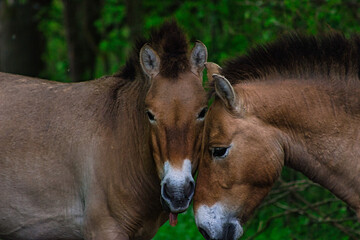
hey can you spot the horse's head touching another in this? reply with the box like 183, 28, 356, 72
136, 23, 208, 217
194, 34, 360, 240
0, 21, 207, 240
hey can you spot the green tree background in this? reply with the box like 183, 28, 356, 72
1, 0, 359, 239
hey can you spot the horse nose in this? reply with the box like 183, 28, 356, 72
198, 223, 237, 240
184, 178, 195, 198
224, 222, 237, 240
163, 182, 173, 200
161, 178, 195, 212
163, 178, 194, 200
198, 227, 212, 240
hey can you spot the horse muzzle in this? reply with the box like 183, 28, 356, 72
160, 175, 195, 213
160, 160, 195, 213
198, 222, 241, 240
195, 203, 243, 240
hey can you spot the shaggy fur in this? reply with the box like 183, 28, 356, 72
118, 20, 190, 80
208, 33, 360, 116
222, 33, 360, 83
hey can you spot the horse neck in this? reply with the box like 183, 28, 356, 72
111, 76, 159, 185
240, 79, 360, 213
96, 76, 162, 223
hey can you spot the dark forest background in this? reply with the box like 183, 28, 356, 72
0, 0, 359, 239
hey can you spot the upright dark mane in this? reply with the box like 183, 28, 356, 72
221, 33, 360, 85
118, 21, 190, 80
206, 33, 360, 116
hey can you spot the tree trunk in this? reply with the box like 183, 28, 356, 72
62, 0, 103, 82
125, 0, 143, 43
0, 0, 48, 77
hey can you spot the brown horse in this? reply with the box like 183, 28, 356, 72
194, 34, 360, 240
0, 22, 208, 240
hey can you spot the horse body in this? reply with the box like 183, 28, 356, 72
0, 74, 88, 240
0, 21, 208, 240
194, 34, 360, 240
0, 74, 163, 239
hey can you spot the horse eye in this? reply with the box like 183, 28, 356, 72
146, 111, 156, 122
211, 146, 230, 160
197, 107, 208, 120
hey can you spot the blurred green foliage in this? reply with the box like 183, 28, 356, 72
39, 0, 360, 82
38, 0, 69, 81
35, 0, 360, 239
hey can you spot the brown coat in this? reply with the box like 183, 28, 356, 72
0, 21, 208, 240
194, 33, 360, 240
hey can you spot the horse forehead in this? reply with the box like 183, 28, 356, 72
147, 72, 205, 101
207, 103, 236, 137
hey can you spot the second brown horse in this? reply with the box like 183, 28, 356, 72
194, 34, 360, 240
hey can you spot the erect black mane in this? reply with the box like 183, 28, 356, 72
117, 20, 190, 80
220, 33, 360, 85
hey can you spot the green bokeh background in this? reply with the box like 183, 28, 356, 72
2, 0, 360, 239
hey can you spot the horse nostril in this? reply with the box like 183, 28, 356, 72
198, 227, 211, 240
224, 222, 236, 240
162, 183, 173, 200
184, 180, 195, 198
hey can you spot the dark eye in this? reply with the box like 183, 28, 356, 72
211, 146, 230, 160
197, 107, 208, 120
146, 110, 156, 122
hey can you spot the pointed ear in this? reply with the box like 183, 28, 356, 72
190, 41, 208, 76
213, 74, 241, 114
139, 44, 160, 78
205, 62, 222, 82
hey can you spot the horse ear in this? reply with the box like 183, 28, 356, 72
139, 44, 160, 78
205, 62, 222, 83
213, 74, 241, 113
190, 41, 208, 77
